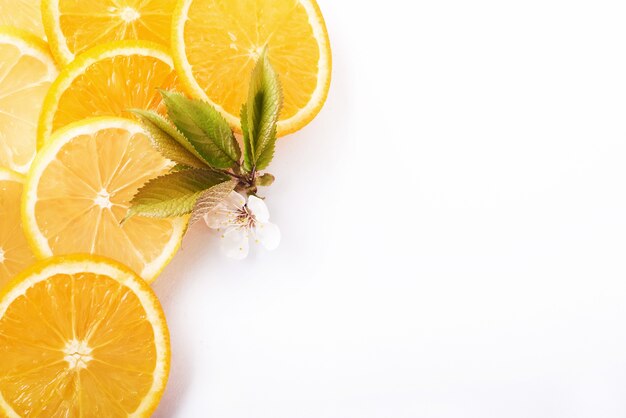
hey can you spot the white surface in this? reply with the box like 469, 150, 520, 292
153, 1, 626, 416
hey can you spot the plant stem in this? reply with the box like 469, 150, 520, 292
219, 168, 257, 191
214, 168, 246, 182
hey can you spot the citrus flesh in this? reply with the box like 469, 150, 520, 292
0, 169, 36, 290
0, 2, 45, 38
43, 0, 177, 65
0, 27, 58, 173
0, 255, 170, 417
38, 41, 180, 148
172, 0, 332, 136
24, 117, 186, 282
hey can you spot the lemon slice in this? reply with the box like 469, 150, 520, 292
23, 117, 187, 282
0, 168, 36, 289
42, 0, 177, 66
37, 41, 180, 148
0, 255, 170, 417
172, 0, 332, 136
0, 2, 45, 38
0, 27, 58, 173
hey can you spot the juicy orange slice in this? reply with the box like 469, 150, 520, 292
0, 255, 170, 417
0, 2, 45, 38
23, 117, 187, 282
37, 41, 180, 148
172, 0, 332, 136
0, 27, 58, 173
0, 168, 36, 289
42, 0, 177, 65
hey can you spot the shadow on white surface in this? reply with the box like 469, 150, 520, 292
151, 223, 216, 417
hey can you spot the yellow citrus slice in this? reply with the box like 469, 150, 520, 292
0, 255, 170, 417
0, 2, 45, 38
172, 0, 332, 136
23, 117, 187, 282
37, 41, 180, 148
42, 0, 177, 66
0, 168, 36, 290
0, 27, 58, 173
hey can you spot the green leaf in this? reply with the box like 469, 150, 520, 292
256, 173, 275, 187
130, 109, 208, 169
160, 90, 241, 169
241, 104, 253, 171
242, 48, 283, 172
171, 164, 193, 172
126, 169, 233, 220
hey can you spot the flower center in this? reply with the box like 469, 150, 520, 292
236, 206, 256, 228
0, 248, 4, 263
120, 6, 140, 23
94, 189, 112, 209
63, 339, 93, 370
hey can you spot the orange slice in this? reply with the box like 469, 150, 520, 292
37, 41, 180, 148
23, 117, 187, 282
0, 168, 36, 289
172, 0, 332, 136
0, 2, 45, 38
42, 0, 177, 66
0, 27, 58, 173
0, 255, 170, 417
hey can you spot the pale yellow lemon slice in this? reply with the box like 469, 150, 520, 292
37, 41, 180, 148
0, 168, 36, 289
42, 0, 177, 65
0, 255, 170, 417
172, 0, 332, 136
23, 117, 187, 282
0, 2, 45, 38
0, 27, 58, 173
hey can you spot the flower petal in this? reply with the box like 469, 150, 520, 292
224, 191, 246, 210
204, 206, 235, 229
221, 227, 249, 259
247, 195, 270, 223
254, 222, 281, 251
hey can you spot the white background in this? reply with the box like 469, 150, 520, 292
154, 0, 626, 416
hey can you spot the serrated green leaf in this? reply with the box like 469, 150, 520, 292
171, 164, 192, 172
160, 90, 241, 169
131, 109, 208, 169
126, 169, 232, 220
243, 48, 283, 172
190, 180, 238, 225
240, 104, 254, 172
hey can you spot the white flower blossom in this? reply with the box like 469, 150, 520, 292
204, 191, 281, 259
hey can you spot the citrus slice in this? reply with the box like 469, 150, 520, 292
24, 117, 187, 282
0, 168, 36, 289
172, 0, 332, 136
0, 2, 45, 38
42, 0, 177, 66
0, 27, 58, 173
37, 41, 180, 148
0, 255, 170, 417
